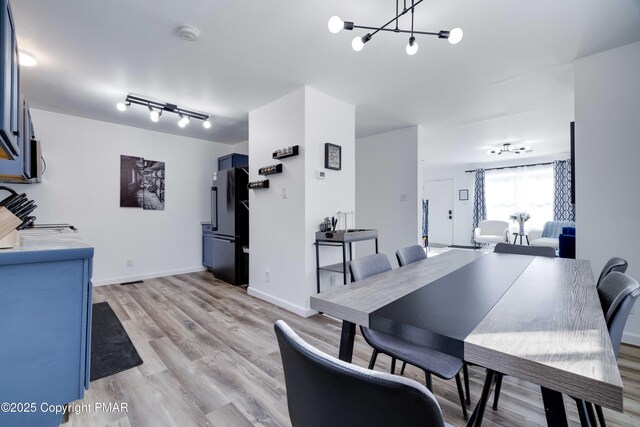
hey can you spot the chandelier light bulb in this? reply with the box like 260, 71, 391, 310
448, 28, 463, 45
116, 102, 127, 112
18, 50, 38, 67
203, 119, 212, 129
178, 115, 190, 128
406, 37, 419, 55
352, 36, 365, 51
328, 16, 344, 34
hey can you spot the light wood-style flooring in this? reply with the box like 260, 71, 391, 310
68, 272, 640, 426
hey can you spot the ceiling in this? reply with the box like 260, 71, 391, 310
12, 0, 640, 155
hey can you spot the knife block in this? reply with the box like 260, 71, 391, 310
0, 229, 19, 249
0, 206, 22, 244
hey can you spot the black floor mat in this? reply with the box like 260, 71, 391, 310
90, 302, 143, 381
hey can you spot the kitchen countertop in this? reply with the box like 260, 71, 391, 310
0, 228, 93, 264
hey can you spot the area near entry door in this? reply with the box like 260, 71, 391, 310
425, 179, 454, 246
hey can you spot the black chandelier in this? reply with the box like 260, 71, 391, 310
487, 143, 533, 156
328, 0, 463, 55
116, 94, 212, 129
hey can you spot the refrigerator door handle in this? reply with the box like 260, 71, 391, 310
211, 187, 218, 230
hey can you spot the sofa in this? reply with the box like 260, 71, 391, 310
528, 221, 576, 249
474, 220, 510, 246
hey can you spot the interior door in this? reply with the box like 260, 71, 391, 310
425, 179, 454, 246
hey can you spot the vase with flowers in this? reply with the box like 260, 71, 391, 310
510, 212, 531, 235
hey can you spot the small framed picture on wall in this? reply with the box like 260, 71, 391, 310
459, 189, 469, 201
324, 143, 342, 171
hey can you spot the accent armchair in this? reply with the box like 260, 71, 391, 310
474, 220, 510, 246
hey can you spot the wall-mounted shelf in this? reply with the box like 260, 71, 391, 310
248, 180, 269, 189
258, 164, 283, 176
272, 145, 299, 160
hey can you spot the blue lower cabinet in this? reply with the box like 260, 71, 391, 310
0, 240, 94, 426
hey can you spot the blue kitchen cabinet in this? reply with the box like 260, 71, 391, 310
218, 153, 248, 171
0, 234, 94, 427
0, 0, 20, 160
0, 97, 36, 182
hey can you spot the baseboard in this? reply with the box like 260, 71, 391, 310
247, 287, 317, 318
622, 331, 640, 346
92, 266, 207, 286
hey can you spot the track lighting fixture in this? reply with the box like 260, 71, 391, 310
329, 0, 463, 55
116, 94, 211, 129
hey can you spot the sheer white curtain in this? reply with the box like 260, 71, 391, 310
485, 164, 554, 231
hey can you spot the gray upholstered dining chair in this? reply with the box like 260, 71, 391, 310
597, 257, 628, 289
396, 245, 427, 266
274, 320, 451, 427
581, 272, 640, 426
493, 243, 556, 258
350, 253, 469, 420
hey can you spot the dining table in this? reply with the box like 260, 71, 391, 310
309, 249, 623, 427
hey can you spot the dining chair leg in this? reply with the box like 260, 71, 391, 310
400, 361, 407, 375
367, 349, 379, 370
467, 369, 496, 427
456, 372, 469, 420
575, 399, 592, 427
390, 357, 396, 374
595, 405, 607, 427
492, 373, 504, 410
423, 371, 433, 391
585, 402, 597, 427
463, 363, 471, 405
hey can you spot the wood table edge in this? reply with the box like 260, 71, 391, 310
464, 341, 624, 412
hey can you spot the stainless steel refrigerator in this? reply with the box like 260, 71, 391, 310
210, 167, 249, 285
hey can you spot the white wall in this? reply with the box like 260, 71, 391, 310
575, 41, 640, 344
248, 87, 355, 316
356, 127, 420, 266
6, 109, 245, 285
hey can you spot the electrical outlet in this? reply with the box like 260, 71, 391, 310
126, 258, 134, 268
265, 271, 270, 283
282, 187, 288, 199
400, 194, 408, 202
316, 170, 326, 180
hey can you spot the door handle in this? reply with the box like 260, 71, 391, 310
213, 237, 234, 243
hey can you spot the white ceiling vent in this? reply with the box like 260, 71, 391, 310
178, 26, 200, 42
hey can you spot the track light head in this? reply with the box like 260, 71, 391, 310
116, 102, 127, 112
178, 115, 190, 128
149, 107, 161, 122
203, 119, 211, 129
406, 36, 419, 55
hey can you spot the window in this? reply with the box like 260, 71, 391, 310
485, 164, 553, 230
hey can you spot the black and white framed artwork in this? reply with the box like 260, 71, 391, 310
459, 189, 469, 201
120, 155, 165, 210
324, 143, 342, 171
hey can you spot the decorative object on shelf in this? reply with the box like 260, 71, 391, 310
510, 211, 531, 235
325, 143, 342, 171
258, 164, 283, 176
487, 143, 532, 156
328, 0, 463, 55
272, 145, 300, 160
116, 94, 212, 129
459, 189, 469, 201
120, 155, 165, 210
248, 180, 269, 189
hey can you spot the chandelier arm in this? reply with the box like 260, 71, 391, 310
411, 0, 415, 37
352, 25, 439, 37
364, 0, 425, 38
395, 0, 399, 31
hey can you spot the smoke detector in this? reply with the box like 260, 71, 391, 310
178, 26, 200, 42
